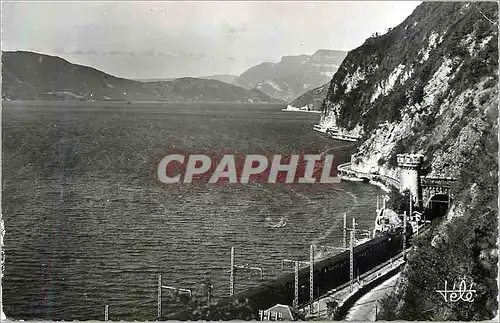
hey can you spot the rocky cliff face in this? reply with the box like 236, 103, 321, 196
317, 2, 497, 320
320, 2, 497, 179
233, 49, 346, 101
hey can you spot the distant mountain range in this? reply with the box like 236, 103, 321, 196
136, 74, 238, 84
233, 49, 347, 101
2, 49, 347, 103
2, 51, 281, 103
200, 74, 238, 84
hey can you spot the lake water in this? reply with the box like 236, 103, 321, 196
2, 101, 384, 320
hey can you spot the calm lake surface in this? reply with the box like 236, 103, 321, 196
2, 101, 384, 320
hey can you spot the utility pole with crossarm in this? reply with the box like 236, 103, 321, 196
281, 258, 310, 309
157, 274, 193, 320
228, 246, 263, 296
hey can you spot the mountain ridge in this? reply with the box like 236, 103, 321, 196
2, 51, 282, 103
135, 74, 238, 84
233, 49, 347, 101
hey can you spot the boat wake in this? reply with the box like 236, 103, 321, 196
265, 216, 288, 228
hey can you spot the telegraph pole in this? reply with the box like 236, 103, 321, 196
228, 246, 263, 296
350, 218, 355, 292
410, 192, 419, 236
230, 246, 235, 296
343, 213, 347, 249
282, 258, 309, 309
157, 271, 194, 319
310, 244, 314, 314
319, 217, 364, 294
403, 211, 407, 261
409, 192, 413, 217
157, 274, 162, 320
294, 261, 299, 309
298, 218, 367, 313
417, 219, 419, 236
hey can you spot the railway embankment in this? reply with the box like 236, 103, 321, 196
300, 250, 407, 320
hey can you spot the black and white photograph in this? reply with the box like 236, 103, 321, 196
0, 0, 498, 321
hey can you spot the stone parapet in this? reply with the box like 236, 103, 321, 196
397, 154, 423, 168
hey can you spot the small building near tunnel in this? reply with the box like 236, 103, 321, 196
259, 304, 295, 321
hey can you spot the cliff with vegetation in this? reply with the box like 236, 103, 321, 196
316, 2, 497, 320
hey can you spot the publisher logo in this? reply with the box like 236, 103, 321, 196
436, 279, 476, 303
156, 152, 340, 184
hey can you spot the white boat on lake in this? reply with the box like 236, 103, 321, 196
282, 104, 321, 113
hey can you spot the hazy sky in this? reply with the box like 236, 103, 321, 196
2, 1, 421, 79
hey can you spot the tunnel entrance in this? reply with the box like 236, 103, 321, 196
425, 194, 450, 219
